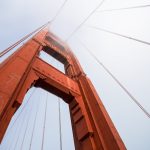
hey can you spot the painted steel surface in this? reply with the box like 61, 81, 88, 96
0, 29, 126, 150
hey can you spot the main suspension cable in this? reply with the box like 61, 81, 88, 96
41, 92, 48, 150
65, 0, 106, 41
86, 25, 150, 46
0, 0, 69, 58
50, 0, 69, 24
77, 38, 150, 118
96, 4, 150, 13
0, 22, 50, 58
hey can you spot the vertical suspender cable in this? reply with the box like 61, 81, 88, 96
58, 98, 63, 150
4, 88, 36, 150
7, 110, 26, 150
41, 92, 48, 150
56, 62, 63, 150
8, 88, 36, 132
20, 89, 37, 150
56, 60, 63, 150
7, 118, 22, 150
77, 38, 150, 118
13, 103, 31, 150
29, 90, 41, 150
8, 88, 35, 149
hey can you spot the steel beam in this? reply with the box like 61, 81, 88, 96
0, 28, 126, 150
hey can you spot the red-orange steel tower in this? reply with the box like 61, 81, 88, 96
0, 28, 126, 150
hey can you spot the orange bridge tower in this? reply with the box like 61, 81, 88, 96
0, 28, 126, 150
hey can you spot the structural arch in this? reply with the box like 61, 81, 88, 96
0, 28, 126, 150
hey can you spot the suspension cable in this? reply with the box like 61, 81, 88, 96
0, 0, 69, 58
3, 89, 35, 149
7, 115, 24, 150
96, 4, 150, 13
13, 97, 33, 150
20, 90, 37, 150
7, 88, 36, 132
86, 25, 150, 46
77, 38, 150, 118
56, 61, 63, 150
6, 106, 27, 150
0, 22, 50, 58
29, 90, 41, 150
41, 92, 48, 150
65, 0, 106, 41
58, 97, 63, 150
50, 0, 69, 24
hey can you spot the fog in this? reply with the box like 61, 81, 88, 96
0, 0, 150, 149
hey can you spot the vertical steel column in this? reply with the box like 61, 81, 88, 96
66, 48, 126, 150
0, 29, 47, 142
0, 28, 126, 150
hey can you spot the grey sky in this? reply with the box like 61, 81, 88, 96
0, 0, 150, 150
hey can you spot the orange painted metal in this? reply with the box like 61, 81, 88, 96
0, 28, 126, 150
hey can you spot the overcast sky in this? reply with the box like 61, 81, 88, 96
0, 0, 150, 150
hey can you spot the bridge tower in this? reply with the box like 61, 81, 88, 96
0, 28, 126, 150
